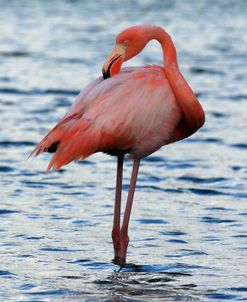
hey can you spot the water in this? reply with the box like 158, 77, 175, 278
0, 0, 247, 301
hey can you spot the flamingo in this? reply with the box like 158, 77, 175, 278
32, 25, 205, 267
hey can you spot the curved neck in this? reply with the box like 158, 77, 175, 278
151, 27, 205, 138
152, 27, 177, 67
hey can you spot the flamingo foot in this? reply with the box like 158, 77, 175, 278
112, 231, 129, 267
112, 256, 126, 267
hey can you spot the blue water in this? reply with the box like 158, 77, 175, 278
1, 0, 247, 301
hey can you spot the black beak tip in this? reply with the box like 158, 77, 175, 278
102, 69, 110, 80
102, 55, 122, 80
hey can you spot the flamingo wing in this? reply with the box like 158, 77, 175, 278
31, 77, 103, 156
33, 66, 182, 171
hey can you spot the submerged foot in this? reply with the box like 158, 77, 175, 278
112, 256, 126, 267
112, 231, 129, 268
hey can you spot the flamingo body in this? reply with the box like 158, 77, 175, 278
32, 24, 205, 266
34, 66, 182, 170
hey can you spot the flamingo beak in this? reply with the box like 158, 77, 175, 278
102, 44, 125, 79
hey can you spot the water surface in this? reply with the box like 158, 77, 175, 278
0, 0, 247, 301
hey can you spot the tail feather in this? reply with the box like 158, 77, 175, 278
32, 113, 135, 172
30, 113, 81, 157
46, 120, 97, 172
31, 113, 100, 171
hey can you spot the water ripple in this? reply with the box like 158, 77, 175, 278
201, 217, 236, 224
0, 140, 35, 147
0, 209, 20, 215
1, 1, 246, 301
137, 219, 168, 224
0, 87, 79, 96
189, 188, 227, 196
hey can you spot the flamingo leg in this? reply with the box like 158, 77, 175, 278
112, 155, 124, 262
113, 159, 140, 266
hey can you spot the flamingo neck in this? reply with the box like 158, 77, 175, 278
151, 27, 177, 68
151, 26, 205, 135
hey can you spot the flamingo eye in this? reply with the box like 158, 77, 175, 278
122, 40, 129, 48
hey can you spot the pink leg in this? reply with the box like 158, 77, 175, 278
112, 156, 124, 261
113, 159, 140, 266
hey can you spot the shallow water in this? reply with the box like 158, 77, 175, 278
0, 0, 247, 301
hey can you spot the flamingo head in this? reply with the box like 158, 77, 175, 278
102, 25, 155, 79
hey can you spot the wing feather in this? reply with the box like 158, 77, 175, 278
32, 66, 182, 170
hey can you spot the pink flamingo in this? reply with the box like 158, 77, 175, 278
32, 25, 205, 267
